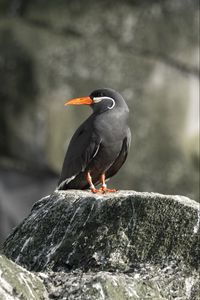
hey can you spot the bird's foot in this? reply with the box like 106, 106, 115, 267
90, 187, 117, 194
90, 187, 100, 193
99, 186, 117, 193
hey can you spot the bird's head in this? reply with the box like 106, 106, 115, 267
65, 88, 129, 114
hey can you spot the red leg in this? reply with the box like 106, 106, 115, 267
100, 174, 117, 193
86, 172, 99, 193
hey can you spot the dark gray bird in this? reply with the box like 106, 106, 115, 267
58, 88, 131, 193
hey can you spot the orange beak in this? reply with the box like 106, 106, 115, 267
65, 96, 93, 106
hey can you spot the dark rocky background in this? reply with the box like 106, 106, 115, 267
0, 0, 199, 244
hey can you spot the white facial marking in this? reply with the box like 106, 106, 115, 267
107, 98, 115, 109
93, 96, 116, 110
93, 97, 103, 103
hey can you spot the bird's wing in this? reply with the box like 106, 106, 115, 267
105, 128, 131, 179
58, 124, 101, 189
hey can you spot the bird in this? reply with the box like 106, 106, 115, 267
57, 88, 131, 193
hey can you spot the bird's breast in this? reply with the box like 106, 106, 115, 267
95, 112, 127, 142
87, 111, 128, 177
88, 133, 124, 178
88, 144, 119, 179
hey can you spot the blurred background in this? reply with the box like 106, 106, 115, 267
0, 0, 199, 245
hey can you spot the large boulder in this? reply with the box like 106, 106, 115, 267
2, 190, 200, 299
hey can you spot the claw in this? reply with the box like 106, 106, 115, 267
99, 174, 117, 193
100, 187, 117, 193
87, 172, 117, 194
91, 187, 99, 193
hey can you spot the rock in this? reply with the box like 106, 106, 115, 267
2, 190, 200, 299
0, 254, 48, 300
44, 270, 166, 300
43, 265, 200, 300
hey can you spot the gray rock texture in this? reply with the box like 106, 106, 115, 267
0, 254, 48, 300
2, 190, 200, 299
